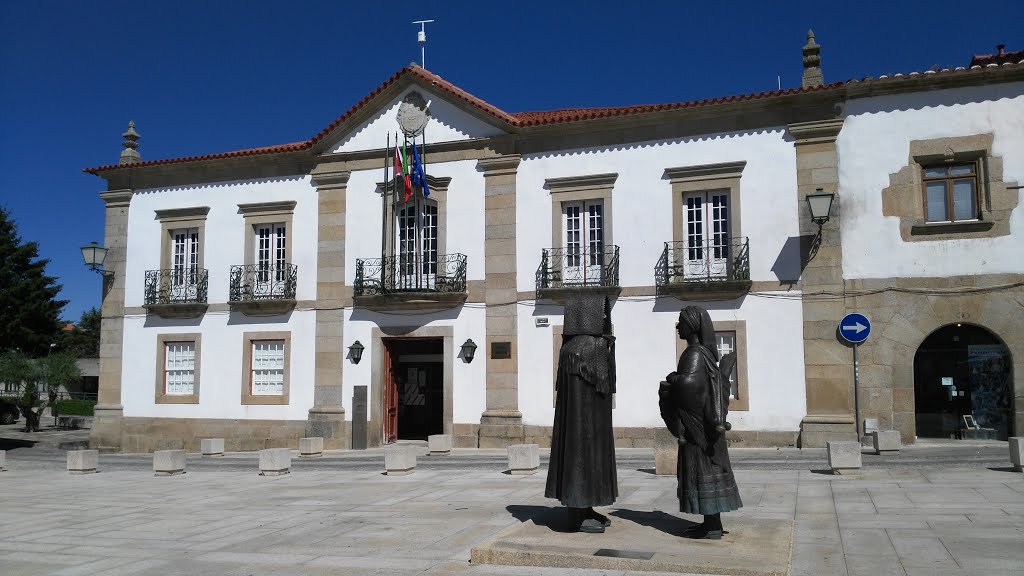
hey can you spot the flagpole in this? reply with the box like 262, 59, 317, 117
382, 132, 389, 272
414, 136, 421, 291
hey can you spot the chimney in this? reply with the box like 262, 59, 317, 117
119, 120, 141, 165
802, 30, 823, 88
997, 44, 1006, 56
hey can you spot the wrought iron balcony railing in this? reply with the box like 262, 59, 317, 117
144, 269, 209, 305
229, 263, 297, 302
354, 253, 467, 296
656, 237, 750, 285
536, 245, 620, 291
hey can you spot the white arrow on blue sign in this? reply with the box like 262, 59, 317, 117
839, 312, 871, 343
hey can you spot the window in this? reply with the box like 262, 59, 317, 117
240, 331, 290, 405
164, 342, 196, 395
396, 200, 438, 277
715, 331, 738, 399
683, 190, 731, 278
922, 163, 978, 222
155, 333, 201, 404
562, 200, 604, 284
250, 340, 285, 395
170, 228, 200, 286
255, 223, 287, 289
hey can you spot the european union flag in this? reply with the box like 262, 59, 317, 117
411, 142, 430, 198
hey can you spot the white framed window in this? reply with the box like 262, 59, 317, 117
396, 201, 439, 279
164, 342, 196, 396
170, 227, 200, 285
255, 223, 287, 285
716, 331, 738, 399
562, 200, 604, 284
683, 191, 730, 278
250, 340, 285, 396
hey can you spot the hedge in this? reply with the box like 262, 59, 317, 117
54, 399, 96, 416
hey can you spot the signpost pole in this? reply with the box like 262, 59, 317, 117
853, 342, 860, 441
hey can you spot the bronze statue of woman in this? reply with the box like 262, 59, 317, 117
659, 306, 742, 539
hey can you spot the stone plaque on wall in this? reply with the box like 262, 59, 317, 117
352, 386, 367, 450
491, 342, 512, 360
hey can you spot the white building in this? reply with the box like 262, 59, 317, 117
85, 36, 1023, 453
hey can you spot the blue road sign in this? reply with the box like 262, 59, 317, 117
839, 312, 871, 344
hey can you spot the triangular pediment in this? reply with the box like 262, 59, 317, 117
315, 68, 515, 154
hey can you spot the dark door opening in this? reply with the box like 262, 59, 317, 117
384, 338, 444, 442
914, 324, 1013, 440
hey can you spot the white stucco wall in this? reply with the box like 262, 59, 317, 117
515, 128, 804, 291
839, 82, 1024, 279
517, 295, 807, 430
331, 86, 507, 154
124, 176, 319, 306
121, 310, 316, 420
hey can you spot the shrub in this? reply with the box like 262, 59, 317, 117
55, 399, 95, 416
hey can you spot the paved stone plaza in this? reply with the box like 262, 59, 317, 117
1, 431, 1023, 575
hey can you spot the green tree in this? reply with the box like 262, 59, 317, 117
60, 307, 101, 358
0, 350, 80, 432
0, 207, 67, 356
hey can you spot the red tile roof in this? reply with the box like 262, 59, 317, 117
83, 57, 1023, 175
971, 45, 1024, 67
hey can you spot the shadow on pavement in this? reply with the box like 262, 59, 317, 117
610, 509, 698, 538
0, 438, 36, 451
506, 504, 580, 533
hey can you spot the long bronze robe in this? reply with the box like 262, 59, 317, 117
659, 344, 742, 515
544, 334, 618, 508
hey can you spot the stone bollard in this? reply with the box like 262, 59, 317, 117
201, 438, 224, 457
1010, 437, 1023, 472
655, 428, 677, 475
67, 450, 99, 474
871, 430, 901, 454
0, 449, 5, 472
259, 448, 291, 476
153, 449, 186, 476
827, 441, 862, 475
507, 444, 540, 475
299, 437, 324, 458
428, 434, 452, 455
384, 445, 416, 476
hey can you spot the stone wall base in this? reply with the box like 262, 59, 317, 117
453, 423, 480, 448
305, 408, 349, 450
118, 417, 309, 454
89, 405, 124, 452
478, 412, 525, 449
800, 416, 857, 448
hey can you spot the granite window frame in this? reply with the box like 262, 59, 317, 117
240, 331, 291, 405
155, 333, 201, 405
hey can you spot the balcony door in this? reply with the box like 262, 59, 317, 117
562, 200, 604, 285
255, 223, 287, 296
396, 201, 438, 290
170, 227, 199, 288
683, 191, 730, 279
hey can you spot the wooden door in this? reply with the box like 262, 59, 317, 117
383, 340, 399, 443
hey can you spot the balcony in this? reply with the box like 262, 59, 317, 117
536, 245, 620, 302
143, 269, 209, 318
353, 253, 468, 311
656, 237, 752, 300
228, 263, 298, 316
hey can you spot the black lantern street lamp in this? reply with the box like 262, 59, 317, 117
348, 340, 364, 364
806, 189, 835, 229
80, 242, 111, 276
461, 339, 478, 363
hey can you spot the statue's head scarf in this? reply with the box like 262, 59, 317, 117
678, 306, 719, 362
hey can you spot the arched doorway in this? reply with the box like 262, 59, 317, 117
914, 324, 1014, 440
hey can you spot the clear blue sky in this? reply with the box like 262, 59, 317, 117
2, 0, 1020, 322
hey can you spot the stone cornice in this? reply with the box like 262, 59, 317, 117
154, 206, 210, 221
99, 189, 133, 207
310, 169, 351, 189
237, 201, 297, 215
787, 119, 845, 144
477, 155, 522, 176
544, 173, 618, 194
376, 174, 452, 192
663, 161, 746, 184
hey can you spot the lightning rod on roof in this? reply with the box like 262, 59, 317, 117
413, 20, 434, 69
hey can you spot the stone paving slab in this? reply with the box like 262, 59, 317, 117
470, 506, 792, 575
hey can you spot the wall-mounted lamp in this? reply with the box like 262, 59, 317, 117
806, 189, 835, 229
80, 242, 112, 277
348, 340, 364, 364
460, 339, 478, 363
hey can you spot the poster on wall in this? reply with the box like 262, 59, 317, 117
967, 344, 1012, 437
